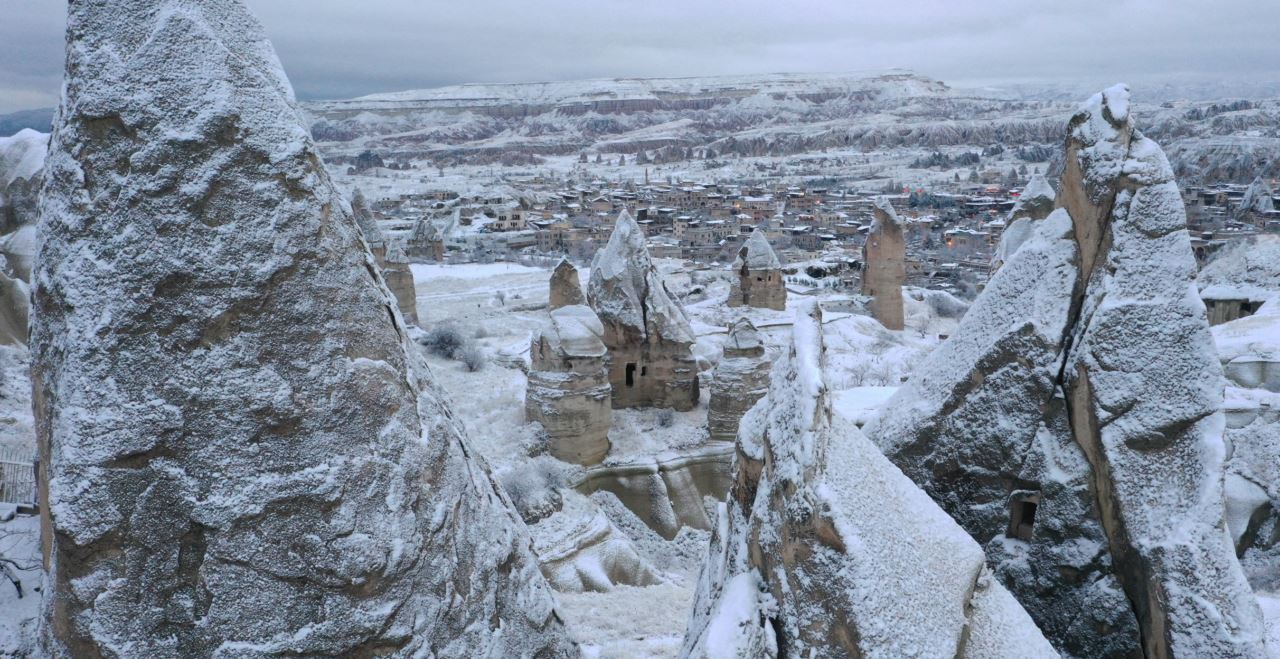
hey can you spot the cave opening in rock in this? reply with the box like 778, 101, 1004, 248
625, 362, 636, 387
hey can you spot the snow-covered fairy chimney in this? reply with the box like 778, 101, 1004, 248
1057, 84, 1266, 658
862, 197, 906, 330
32, 1, 574, 655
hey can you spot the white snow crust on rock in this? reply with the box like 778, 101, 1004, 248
681, 302, 1056, 659
348, 186, 386, 247
731, 228, 781, 271
589, 209, 696, 345
32, 1, 573, 656
992, 172, 1057, 269
0, 129, 46, 188
1059, 83, 1266, 658
1239, 175, 1275, 216
1198, 234, 1280, 305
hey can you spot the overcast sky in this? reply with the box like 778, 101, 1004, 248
3, 0, 1280, 114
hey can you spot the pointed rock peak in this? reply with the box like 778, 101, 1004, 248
734, 228, 782, 270
349, 186, 384, 243
548, 257, 584, 309
35, 1, 574, 654
1022, 172, 1056, 204
872, 196, 900, 226
726, 317, 762, 351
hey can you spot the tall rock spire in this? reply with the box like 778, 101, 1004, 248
862, 197, 906, 330
1059, 84, 1264, 658
33, 1, 573, 655
867, 85, 1268, 658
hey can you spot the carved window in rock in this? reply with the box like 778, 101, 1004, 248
1007, 491, 1041, 541
625, 362, 636, 387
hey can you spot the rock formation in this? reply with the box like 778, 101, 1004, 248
868, 85, 1267, 658
349, 187, 385, 262
548, 257, 585, 309
682, 303, 1057, 658
588, 210, 700, 411
408, 217, 446, 261
32, 2, 574, 656
0, 129, 46, 235
861, 197, 905, 330
1238, 175, 1275, 218
381, 240, 420, 325
728, 229, 785, 310
526, 304, 613, 465
707, 318, 770, 442
1198, 234, 1280, 325
1058, 85, 1263, 658
992, 172, 1056, 271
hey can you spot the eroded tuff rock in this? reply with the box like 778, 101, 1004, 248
349, 187, 386, 261
867, 210, 1139, 657
992, 172, 1056, 272
1059, 84, 1264, 658
1238, 175, 1275, 217
869, 85, 1267, 658
861, 197, 905, 330
0, 128, 46, 235
707, 318, 770, 442
549, 257, 585, 309
33, 1, 573, 655
407, 217, 445, 261
682, 303, 1057, 659
728, 229, 785, 310
588, 210, 699, 410
381, 240, 420, 325
526, 304, 612, 465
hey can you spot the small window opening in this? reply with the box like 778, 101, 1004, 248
640, 365, 647, 376
1007, 493, 1040, 541
625, 363, 636, 387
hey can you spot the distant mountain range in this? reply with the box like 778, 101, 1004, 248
0, 108, 54, 137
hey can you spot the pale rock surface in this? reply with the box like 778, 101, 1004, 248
727, 229, 785, 310
682, 303, 1057, 658
861, 197, 905, 330
707, 318, 770, 442
867, 210, 1141, 657
32, 1, 573, 656
349, 187, 386, 258
380, 241, 420, 325
992, 172, 1056, 271
526, 304, 613, 465
1058, 83, 1265, 658
549, 257, 585, 309
1238, 175, 1275, 217
588, 210, 700, 410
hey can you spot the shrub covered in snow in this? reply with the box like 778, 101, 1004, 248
499, 458, 568, 523
460, 345, 487, 372
421, 324, 466, 358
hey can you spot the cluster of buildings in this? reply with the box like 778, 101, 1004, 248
358, 173, 1279, 299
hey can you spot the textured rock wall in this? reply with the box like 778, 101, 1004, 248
682, 303, 1057, 658
32, 2, 573, 656
548, 257, 585, 309
861, 198, 905, 330
727, 229, 786, 310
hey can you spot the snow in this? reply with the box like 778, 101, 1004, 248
731, 228, 781, 271
1199, 234, 1280, 303
0, 129, 46, 187
411, 261, 545, 281
548, 305, 607, 358
831, 386, 898, 427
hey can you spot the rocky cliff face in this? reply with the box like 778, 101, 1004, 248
588, 211, 699, 410
32, 1, 573, 656
861, 197, 905, 331
867, 85, 1267, 658
993, 173, 1057, 272
682, 303, 1057, 658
